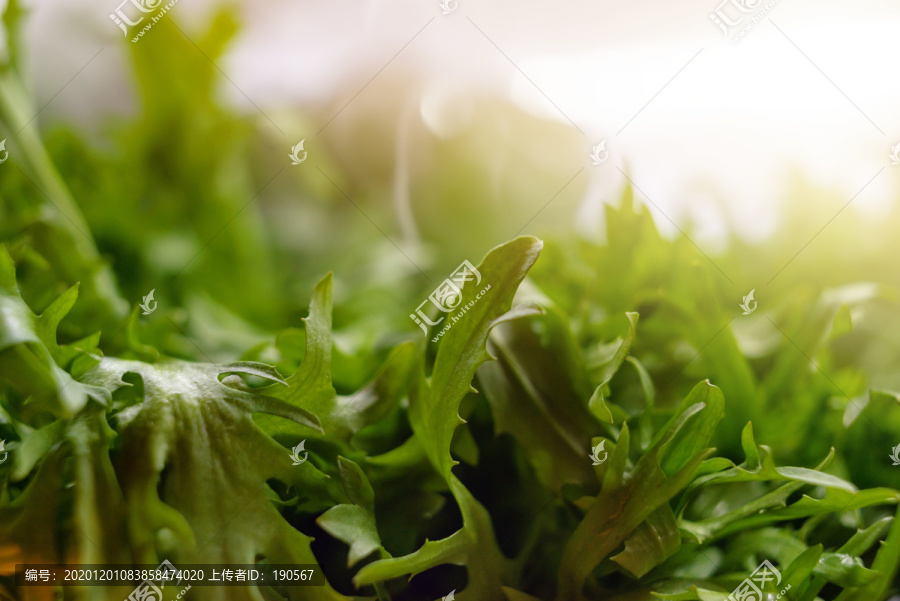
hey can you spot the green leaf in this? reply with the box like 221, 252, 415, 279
556, 381, 723, 600
781, 544, 822, 597
267, 273, 415, 441
0, 245, 91, 417
479, 319, 598, 491
317, 457, 387, 567
679, 423, 866, 543
0, 408, 131, 587
611, 503, 681, 578
82, 357, 348, 600
658, 381, 724, 477
9, 419, 63, 481
358, 237, 543, 600
356, 529, 468, 585
686, 487, 898, 546
798, 517, 893, 601
835, 503, 900, 601
587, 312, 639, 422
813, 553, 877, 587
412, 237, 544, 478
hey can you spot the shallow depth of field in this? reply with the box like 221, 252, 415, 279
2, 1, 900, 600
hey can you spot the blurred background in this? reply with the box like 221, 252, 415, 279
2, 0, 900, 381
0, 0, 898, 379
11, 0, 900, 241
1, 0, 899, 389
